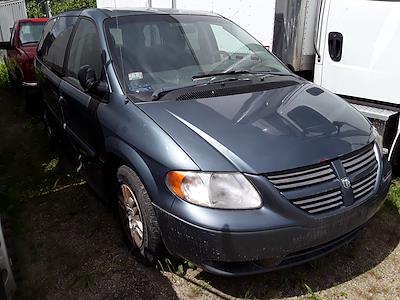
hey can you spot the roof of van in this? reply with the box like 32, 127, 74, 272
99, 7, 220, 17
57, 7, 220, 19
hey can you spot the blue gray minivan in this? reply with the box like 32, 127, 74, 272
35, 8, 392, 276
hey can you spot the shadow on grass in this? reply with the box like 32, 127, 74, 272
0, 87, 179, 299
16, 183, 179, 300
191, 204, 399, 299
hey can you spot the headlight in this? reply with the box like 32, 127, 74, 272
165, 171, 262, 209
372, 126, 384, 156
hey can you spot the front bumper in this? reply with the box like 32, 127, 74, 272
156, 160, 392, 276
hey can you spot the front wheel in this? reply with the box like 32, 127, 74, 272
117, 166, 163, 263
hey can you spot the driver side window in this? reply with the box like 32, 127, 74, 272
66, 18, 102, 88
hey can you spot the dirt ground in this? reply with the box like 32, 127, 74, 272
0, 88, 399, 300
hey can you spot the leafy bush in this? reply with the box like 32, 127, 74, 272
0, 63, 9, 88
26, 0, 45, 18
387, 179, 400, 214
51, 0, 96, 15
27, 0, 96, 18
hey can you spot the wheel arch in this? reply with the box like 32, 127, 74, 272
103, 137, 160, 203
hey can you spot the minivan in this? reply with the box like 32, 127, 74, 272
35, 8, 392, 276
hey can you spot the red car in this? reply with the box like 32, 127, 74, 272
0, 18, 48, 89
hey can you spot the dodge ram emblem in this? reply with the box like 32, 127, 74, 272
341, 177, 351, 189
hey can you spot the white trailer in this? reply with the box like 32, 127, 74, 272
97, 0, 400, 167
0, 0, 27, 42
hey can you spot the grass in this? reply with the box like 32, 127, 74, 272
0, 63, 9, 88
386, 178, 400, 214
0, 87, 79, 224
305, 284, 324, 300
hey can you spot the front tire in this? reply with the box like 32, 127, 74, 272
117, 166, 163, 263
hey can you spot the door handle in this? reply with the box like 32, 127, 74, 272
328, 32, 343, 62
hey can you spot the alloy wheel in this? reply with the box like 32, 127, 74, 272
118, 184, 144, 248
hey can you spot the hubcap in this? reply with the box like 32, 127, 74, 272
119, 184, 144, 248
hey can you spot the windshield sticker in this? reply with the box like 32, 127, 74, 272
128, 72, 143, 81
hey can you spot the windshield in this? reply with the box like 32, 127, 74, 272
19, 22, 46, 45
105, 14, 290, 99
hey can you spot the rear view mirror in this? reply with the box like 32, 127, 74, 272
78, 65, 97, 92
0, 42, 13, 50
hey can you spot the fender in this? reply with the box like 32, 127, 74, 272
105, 136, 158, 195
103, 136, 197, 211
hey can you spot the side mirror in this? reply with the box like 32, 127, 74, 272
78, 65, 108, 95
286, 64, 295, 72
78, 65, 97, 92
0, 41, 13, 50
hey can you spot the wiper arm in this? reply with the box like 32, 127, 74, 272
21, 41, 38, 45
152, 84, 197, 101
260, 71, 295, 78
192, 70, 252, 80
152, 71, 295, 100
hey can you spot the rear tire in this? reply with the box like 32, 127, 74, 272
116, 166, 163, 263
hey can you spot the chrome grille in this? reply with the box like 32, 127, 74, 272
342, 145, 376, 175
267, 164, 335, 191
341, 145, 378, 202
267, 143, 380, 215
291, 189, 343, 214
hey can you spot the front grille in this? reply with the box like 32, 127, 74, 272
266, 143, 379, 215
267, 164, 335, 191
267, 163, 340, 215
290, 188, 343, 214
342, 145, 376, 175
341, 145, 378, 201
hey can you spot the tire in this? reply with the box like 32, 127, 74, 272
116, 166, 163, 263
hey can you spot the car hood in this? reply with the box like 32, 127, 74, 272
137, 83, 374, 173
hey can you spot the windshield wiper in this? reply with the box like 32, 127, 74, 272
152, 84, 198, 101
259, 71, 295, 78
192, 70, 253, 80
152, 71, 295, 101
21, 41, 38, 46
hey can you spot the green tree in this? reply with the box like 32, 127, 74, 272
26, 0, 96, 18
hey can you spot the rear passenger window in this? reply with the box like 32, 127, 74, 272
66, 19, 102, 87
38, 17, 77, 75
